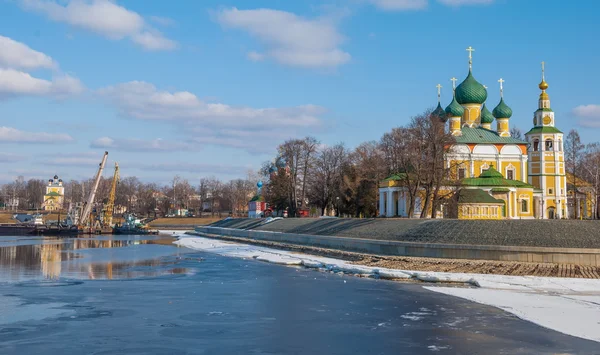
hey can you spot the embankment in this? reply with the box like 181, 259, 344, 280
192, 218, 600, 267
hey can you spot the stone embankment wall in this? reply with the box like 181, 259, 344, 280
197, 218, 600, 266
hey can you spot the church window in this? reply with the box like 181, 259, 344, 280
533, 139, 539, 151
506, 169, 515, 180
545, 139, 553, 151
521, 199, 528, 213
549, 188, 554, 195
480, 163, 490, 174
458, 168, 466, 180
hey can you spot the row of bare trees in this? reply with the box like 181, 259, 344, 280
261, 109, 455, 218
0, 173, 259, 218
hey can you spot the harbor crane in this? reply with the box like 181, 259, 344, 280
79, 151, 108, 229
102, 162, 119, 228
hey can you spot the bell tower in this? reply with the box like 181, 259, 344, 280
525, 62, 568, 219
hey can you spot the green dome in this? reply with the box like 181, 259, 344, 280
445, 95, 464, 118
432, 102, 447, 122
455, 70, 488, 105
492, 97, 513, 119
480, 104, 494, 124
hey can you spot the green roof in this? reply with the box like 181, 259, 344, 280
456, 69, 487, 105
445, 95, 464, 118
457, 189, 504, 204
480, 103, 494, 124
45, 191, 62, 197
383, 173, 407, 181
455, 127, 527, 144
490, 188, 511, 193
249, 195, 265, 202
535, 108, 553, 113
492, 97, 513, 119
461, 166, 533, 188
525, 126, 563, 135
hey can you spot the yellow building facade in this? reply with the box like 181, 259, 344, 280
42, 175, 65, 211
379, 49, 567, 219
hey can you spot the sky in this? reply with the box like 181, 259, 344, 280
1, 0, 599, 185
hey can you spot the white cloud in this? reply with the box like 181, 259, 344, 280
90, 136, 201, 152
0, 126, 75, 144
136, 162, 249, 175
573, 104, 600, 128
368, 0, 428, 11
216, 7, 350, 68
366, 0, 494, 10
20, 0, 177, 51
97, 81, 325, 152
0, 152, 25, 162
247, 51, 265, 62
437, 0, 494, 6
149, 15, 175, 27
0, 35, 56, 70
0, 69, 84, 98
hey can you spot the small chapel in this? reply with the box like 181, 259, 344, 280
379, 47, 567, 219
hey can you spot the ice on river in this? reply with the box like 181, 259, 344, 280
175, 234, 600, 343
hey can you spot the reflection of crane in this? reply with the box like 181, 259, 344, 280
103, 163, 119, 228
80, 151, 108, 228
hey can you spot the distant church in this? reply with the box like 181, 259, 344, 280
379, 47, 567, 219
42, 175, 65, 211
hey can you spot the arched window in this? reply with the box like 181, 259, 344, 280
521, 199, 528, 213
533, 139, 539, 151
545, 139, 554, 151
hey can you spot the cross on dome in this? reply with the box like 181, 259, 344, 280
498, 78, 505, 97
450, 77, 457, 90
436, 84, 442, 102
466, 46, 475, 69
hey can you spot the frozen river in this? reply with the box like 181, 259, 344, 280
0, 235, 597, 354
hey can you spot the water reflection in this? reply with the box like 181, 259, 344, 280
0, 236, 192, 282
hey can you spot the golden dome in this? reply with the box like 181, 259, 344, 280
539, 80, 549, 91
539, 91, 549, 100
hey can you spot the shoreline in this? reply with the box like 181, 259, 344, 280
187, 230, 600, 279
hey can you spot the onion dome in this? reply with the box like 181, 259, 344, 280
492, 98, 513, 119
455, 70, 488, 105
53, 175, 59, 179
480, 104, 494, 124
268, 165, 276, 174
432, 103, 447, 122
445, 95, 464, 117
539, 79, 549, 91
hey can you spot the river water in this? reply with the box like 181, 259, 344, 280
0, 234, 597, 354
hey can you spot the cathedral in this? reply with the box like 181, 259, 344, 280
379, 47, 567, 219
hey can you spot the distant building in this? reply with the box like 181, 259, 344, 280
42, 175, 65, 211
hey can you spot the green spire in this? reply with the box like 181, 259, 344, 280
480, 103, 494, 124
456, 69, 488, 105
492, 97, 513, 119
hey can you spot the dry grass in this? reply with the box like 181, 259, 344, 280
148, 217, 222, 226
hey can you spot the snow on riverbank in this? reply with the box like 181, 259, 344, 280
174, 234, 600, 343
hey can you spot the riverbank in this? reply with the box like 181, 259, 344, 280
188, 230, 600, 278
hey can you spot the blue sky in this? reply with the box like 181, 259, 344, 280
1, 0, 599, 185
